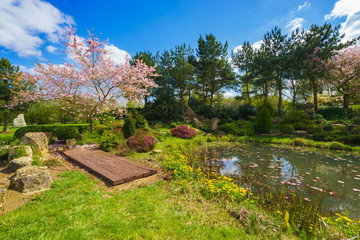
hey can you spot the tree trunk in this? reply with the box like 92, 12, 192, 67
210, 93, 214, 106
278, 88, 282, 117
89, 117, 94, 132
144, 95, 148, 106
2, 111, 10, 133
313, 83, 318, 112
343, 94, 350, 114
247, 83, 251, 104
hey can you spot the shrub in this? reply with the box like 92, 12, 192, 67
283, 110, 310, 124
126, 130, 156, 152
219, 120, 254, 136
292, 138, 307, 146
334, 125, 346, 133
280, 123, 294, 134
257, 99, 275, 116
55, 126, 79, 140
128, 109, 148, 129
238, 104, 257, 119
122, 117, 136, 139
351, 127, 360, 134
169, 123, 177, 129
311, 113, 324, 120
311, 132, 328, 141
306, 125, 323, 134
293, 122, 308, 131
98, 133, 119, 151
109, 121, 124, 129
170, 125, 197, 139
352, 117, 360, 124
14, 124, 89, 139
255, 107, 272, 134
317, 107, 347, 120
328, 142, 349, 150
340, 134, 360, 144
94, 124, 107, 135
323, 124, 334, 131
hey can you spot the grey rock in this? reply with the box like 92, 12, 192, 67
20, 132, 49, 157
13, 114, 26, 127
65, 138, 76, 148
210, 117, 220, 131
7, 156, 33, 172
10, 166, 52, 194
293, 130, 310, 138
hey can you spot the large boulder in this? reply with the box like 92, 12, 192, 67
7, 156, 33, 172
191, 117, 203, 129
10, 166, 52, 194
20, 132, 49, 157
210, 117, 220, 131
0, 179, 9, 212
8, 145, 33, 161
13, 114, 26, 127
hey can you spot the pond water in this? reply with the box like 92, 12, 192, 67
216, 144, 360, 218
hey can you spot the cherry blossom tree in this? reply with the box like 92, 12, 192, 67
0, 58, 38, 132
324, 45, 360, 112
35, 27, 158, 131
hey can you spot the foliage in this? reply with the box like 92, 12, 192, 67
306, 125, 323, 134
219, 120, 254, 136
55, 126, 79, 140
126, 108, 148, 129
280, 123, 294, 134
255, 107, 272, 134
122, 116, 136, 139
292, 138, 308, 146
34, 26, 157, 131
352, 117, 360, 124
126, 130, 156, 152
317, 106, 348, 120
282, 110, 310, 124
238, 104, 257, 119
328, 142, 350, 150
256, 99, 275, 116
109, 121, 124, 129
170, 125, 197, 139
351, 127, 360, 134
94, 124, 108, 135
334, 125, 346, 133
14, 124, 89, 139
98, 133, 120, 151
191, 34, 236, 105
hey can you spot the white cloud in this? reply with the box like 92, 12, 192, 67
298, 1, 311, 11
19, 65, 35, 75
325, 0, 360, 41
223, 92, 234, 98
46, 45, 58, 53
252, 40, 263, 50
104, 44, 131, 66
286, 18, 304, 31
0, 0, 74, 57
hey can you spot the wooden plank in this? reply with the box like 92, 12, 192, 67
63, 149, 157, 186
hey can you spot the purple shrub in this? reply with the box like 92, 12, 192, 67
126, 131, 156, 152
170, 125, 197, 139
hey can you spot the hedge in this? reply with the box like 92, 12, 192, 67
14, 124, 89, 139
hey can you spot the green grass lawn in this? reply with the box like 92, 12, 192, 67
0, 171, 256, 240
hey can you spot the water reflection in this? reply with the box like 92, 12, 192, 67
217, 145, 360, 218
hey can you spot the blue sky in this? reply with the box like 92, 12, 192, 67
1, 0, 359, 77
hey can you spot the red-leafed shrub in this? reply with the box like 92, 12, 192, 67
126, 130, 156, 152
170, 125, 197, 139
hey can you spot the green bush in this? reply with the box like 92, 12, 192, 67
109, 121, 124, 129
55, 126, 79, 140
14, 124, 89, 139
328, 142, 349, 150
340, 134, 360, 144
351, 127, 360, 134
255, 107, 272, 134
317, 107, 348, 120
169, 123, 177, 129
128, 109, 148, 129
334, 125, 346, 133
219, 120, 254, 136
323, 124, 334, 131
306, 125, 323, 134
292, 138, 307, 146
94, 124, 107, 134
98, 133, 120, 151
280, 123, 294, 134
283, 110, 310, 124
352, 117, 360, 124
122, 117, 136, 139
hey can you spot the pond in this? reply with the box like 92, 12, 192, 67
216, 144, 360, 218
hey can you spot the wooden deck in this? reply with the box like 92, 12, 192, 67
63, 149, 157, 185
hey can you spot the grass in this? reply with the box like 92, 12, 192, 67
0, 171, 256, 240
